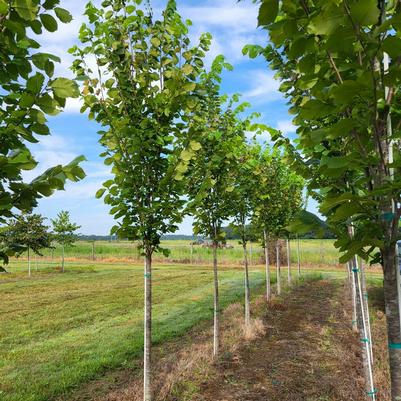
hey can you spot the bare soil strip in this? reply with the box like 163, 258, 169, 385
60, 280, 366, 401
198, 280, 365, 401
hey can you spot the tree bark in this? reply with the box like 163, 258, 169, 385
249, 241, 253, 267
297, 235, 301, 277
61, 244, 65, 273
143, 249, 152, 401
382, 245, 401, 400
212, 241, 220, 357
35, 253, 38, 272
28, 246, 31, 277
242, 240, 251, 327
286, 238, 291, 286
263, 230, 271, 301
276, 239, 281, 296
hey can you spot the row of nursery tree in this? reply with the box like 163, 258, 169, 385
7, 0, 395, 400
0, 1, 304, 401
70, 2, 304, 400
0, 211, 80, 274
246, 1, 401, 400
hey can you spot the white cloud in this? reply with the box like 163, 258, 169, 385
243, 70, 281, 101
64, 97, 83, 113
277, 120, 297, 134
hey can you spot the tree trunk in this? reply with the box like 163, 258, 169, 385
51, 248, 54, 263
382, 245, 401, 400
212, 241, 220, 357
249, 241, 253, 267
263, 230, 271, 301
35, 253, 38, 272
28, 246, 31, 277
242, 240, 251, 327
190, 243, 193, 265
286, 238, 291, 286
143, 249, 152, 401
61, 244, 65, 273
276, 239, 281, 296
297, 235, 301, 277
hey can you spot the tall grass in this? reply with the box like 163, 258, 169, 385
15, 239, 341, 267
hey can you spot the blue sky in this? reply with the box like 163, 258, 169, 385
29, 0, 315, 235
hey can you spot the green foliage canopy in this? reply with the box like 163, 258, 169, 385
0, 0, 86, 264
51, 210, 80, 247
1, 213, 52, 258
71, 0, 211, 254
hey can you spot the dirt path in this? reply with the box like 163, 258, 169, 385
198, 280, 365, 401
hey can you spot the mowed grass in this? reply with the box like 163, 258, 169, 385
0, 262, 273, 401
16, 238, 341, 266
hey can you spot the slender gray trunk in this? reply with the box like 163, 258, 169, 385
263, 230, 271, 301
143, 249, 152, 401
249, 241, 253, 267
212, 241, 220, 357
276, 239, 281, 295
297, 235, 301, 277
61, 244, 65, 273
35, 253, 38, 272
28, 246, 31, 277
382, 245, 401, 400
51, 248, 54, 263
190, 243, 193, 265
242, 240, 251, 327
286, 238, 291, 286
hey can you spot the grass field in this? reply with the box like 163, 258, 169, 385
10, 238, 341, 269
0, 262, 279, 401
0, 240, 362, 401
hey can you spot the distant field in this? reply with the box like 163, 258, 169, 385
9, 239, 341, 270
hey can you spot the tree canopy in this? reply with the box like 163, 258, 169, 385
0, 0, 86, 265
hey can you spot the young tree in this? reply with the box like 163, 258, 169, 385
252, 147, 301, 296
0, 0, 86, 270
185, 57, 245, 357
231, 140, 264, 328
70, 2, 210, 399
51, 211, 80, 272
246, 0, 401, 397
3, 213, 52, 276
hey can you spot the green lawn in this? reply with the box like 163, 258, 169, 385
0, 262, 275, 401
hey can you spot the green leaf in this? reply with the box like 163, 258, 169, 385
382, 36, 401, 59
26, 73, 45, 93
54, 7, 72, 23
49, 78, 79, 98
349, 0, 380, 26
0, 0, 8, 15
258, 0, 279, 26
12, 0, 37, 20
299, 99, 334, 120
40, 13, 58, 32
